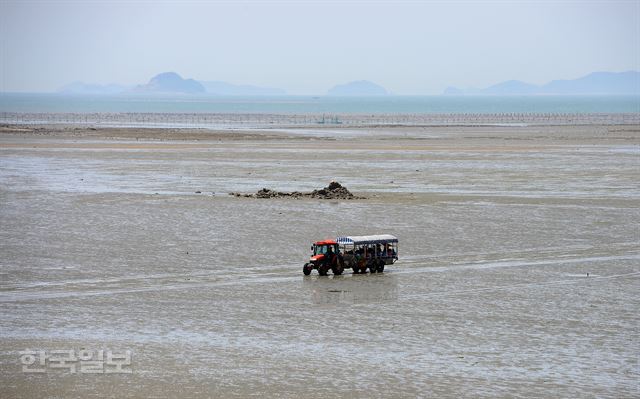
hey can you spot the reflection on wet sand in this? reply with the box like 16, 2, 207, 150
304, 273, 399, 305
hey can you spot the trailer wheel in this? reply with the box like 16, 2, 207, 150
369, 262, 377, 274
377, 262, 385, 273
303, 263, 312, 276
352, 265, 359, 274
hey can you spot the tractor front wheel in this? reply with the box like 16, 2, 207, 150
303, 263, 313, 276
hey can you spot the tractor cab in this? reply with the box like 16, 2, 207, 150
312, 241, 339, 258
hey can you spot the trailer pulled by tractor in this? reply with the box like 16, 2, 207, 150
303, 235, 398, 276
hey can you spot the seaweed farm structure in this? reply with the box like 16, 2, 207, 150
1, 111, 638, 128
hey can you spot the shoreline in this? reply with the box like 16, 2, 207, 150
3, 123, 638, 151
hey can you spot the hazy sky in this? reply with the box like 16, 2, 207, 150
1, 0, 638, 94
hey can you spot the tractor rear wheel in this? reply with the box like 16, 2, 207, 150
352, 265, 359, 274
318, 265, 329, 276
332, 262, 344, 276
303, 263, 312, 276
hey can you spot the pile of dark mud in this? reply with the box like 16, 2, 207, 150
230, 181, 364, 200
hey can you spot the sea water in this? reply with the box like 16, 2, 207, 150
1, 93, 639, 114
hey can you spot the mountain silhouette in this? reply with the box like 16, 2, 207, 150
134, 72, 206, 94
444, 71, 640, 95
327, 80, 389, 96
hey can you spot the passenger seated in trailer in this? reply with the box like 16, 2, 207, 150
385, 243, 395, 257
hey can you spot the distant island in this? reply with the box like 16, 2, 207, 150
56, 71, 640, 96
58, 72, 287, 96
327, 80, 389, 96
134, 72, 205, 94
444, 71, 640, 95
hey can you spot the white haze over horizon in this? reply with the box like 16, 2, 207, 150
0, 0, 638, 95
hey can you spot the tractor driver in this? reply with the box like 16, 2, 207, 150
324, 245, 335, 268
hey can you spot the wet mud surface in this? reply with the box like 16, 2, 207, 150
0, 125, 639, 398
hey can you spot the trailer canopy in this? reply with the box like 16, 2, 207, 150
336, 235, 398, 245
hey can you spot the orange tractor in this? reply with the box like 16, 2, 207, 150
302, 240, 345, 276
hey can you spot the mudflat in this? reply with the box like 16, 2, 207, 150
1, 124, 638, 398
